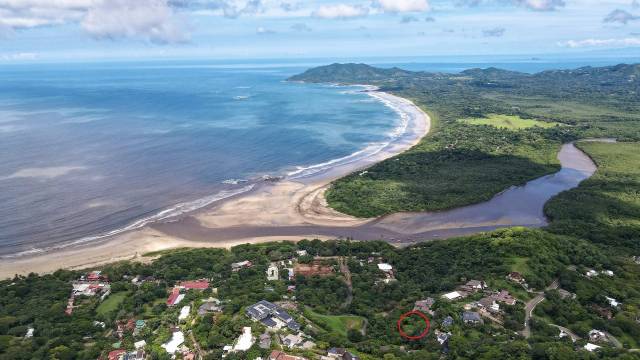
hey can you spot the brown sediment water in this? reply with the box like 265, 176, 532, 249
152, 142, 598, 245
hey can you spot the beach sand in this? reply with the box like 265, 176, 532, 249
0, 91, 431, 279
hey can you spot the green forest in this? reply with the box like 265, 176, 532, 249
290, 63, 640, 217
1, 64, 639, 359
2, 137, 640, 360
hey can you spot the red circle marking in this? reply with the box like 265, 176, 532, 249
397, 310, 431, 340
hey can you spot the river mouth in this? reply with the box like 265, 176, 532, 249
150, 141, 600, 245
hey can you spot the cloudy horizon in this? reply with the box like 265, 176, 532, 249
1, 0, 639, 62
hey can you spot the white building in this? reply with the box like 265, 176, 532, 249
134, 340, 146, 349
179, 306, 191, 321
442, 291, 463, 300
584, 343, 601, 352
377, 263, 393, 273
233, 327, 255, 352
606, 296, 620, 308
162, 330, 184, 354
267, 264, 279, 281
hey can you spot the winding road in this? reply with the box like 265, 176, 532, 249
520, 279, 559, 339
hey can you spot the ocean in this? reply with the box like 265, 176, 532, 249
0, 56, 632, 257
0, 63, 401, 256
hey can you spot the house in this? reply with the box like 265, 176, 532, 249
442, 291, 463, 301
233, 327, 255, 352
462, 311, 483, 325
71, 282, 110, 297
506, 272, 525, 284
287, 268, 295, 281
435, 330, 451, 345
324, 348, 360, 360
592, 305, 613, 319
179, 306, 191, 321
198, 299, 222, 315
167, 288, 185, 307
269, 350, 308, 360
134, 340, 146, 349
441, 316, 454, 328
606, 296, 620, 308
281, 333, 303, 349
460, 280, 486, 293
494, 290, 517, 306
377, 263, 393, 273
584, 343, 601, 352
178, 279, 209, 290
86, 270, 107, 282
108, 350, 127, 360
602, 270, 614, 277
414, 297, 436, 315
589, 329, 607, 343
633, 256, 640, 265
161, 329, 184, 354
478, 297, 500, 313
246, 300, 300, 331
259, 333, 271, 349
586, 269, 599, 278
267, 264, 279, 281
231, 260, 253, 271
296, 250, 308, 257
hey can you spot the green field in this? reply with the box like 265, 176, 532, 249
461, 114, 560, 130
96, 292, 128, 316
304, 308, 366, 337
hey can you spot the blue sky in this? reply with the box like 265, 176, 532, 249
0, 0, 639, 62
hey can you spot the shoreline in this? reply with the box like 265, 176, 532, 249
0, 90, 431, 279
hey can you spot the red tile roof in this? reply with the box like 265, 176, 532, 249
108, 350, 126, 360
167, 288, 181, 306
179, 280, 209, 290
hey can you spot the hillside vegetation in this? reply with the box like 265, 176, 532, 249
290, 63, 640, 217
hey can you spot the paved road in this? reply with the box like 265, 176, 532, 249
520, 280, 559, 338
550, 324, 581, 342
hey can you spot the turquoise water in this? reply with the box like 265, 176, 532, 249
0, 63, 399, 256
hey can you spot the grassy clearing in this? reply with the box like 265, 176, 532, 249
460, 114, 560, 130
304, 308, 366, 337
96, 292, 128, 316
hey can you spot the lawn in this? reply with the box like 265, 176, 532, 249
460, 114, 560, 130
304, 308, 366, 337
96, 292, 128, 316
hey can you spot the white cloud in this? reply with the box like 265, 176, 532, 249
312, 4, 369, 19
0, 0, 189, 43
256, 26, 275, 34
603, 9, 638, 24
516, 0, 565, 11
0, 52, 38, 60
559, 37, 640, 48
376, 0, 430, 13
81, 0, 189, 43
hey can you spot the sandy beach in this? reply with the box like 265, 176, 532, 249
0, 91, 431, 279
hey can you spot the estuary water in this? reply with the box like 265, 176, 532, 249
0, 63, 401, 256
